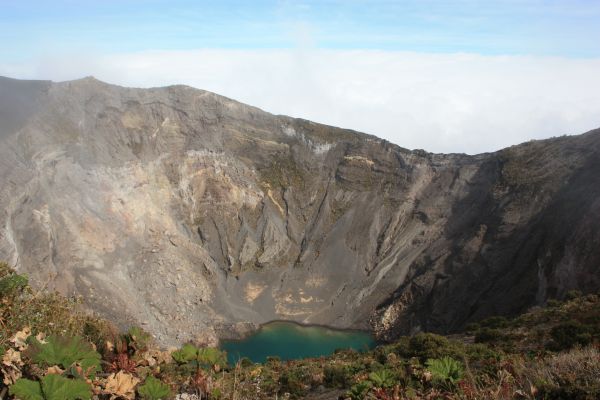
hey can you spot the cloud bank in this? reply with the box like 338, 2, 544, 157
2, 49, 600, 154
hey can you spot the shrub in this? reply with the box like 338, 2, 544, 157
0, 263, 114, 350
395, 333, 465, 362
0, 273, 28, 295
565, 290, 583, 301
549, 321, 592, 350
197, 347, 227, 370
373, 345, 396, 364
425, 357, 464, 390
171, 343, 227, 373
137, 376, 171, 400
547, 299, 562, 308
528, 346, 600, 399
474, 328, 504, 343
465, 343, 502, 362
239, 357, 253, 368
171, 343, 198, 364
368, 369, 396, 388
537, 385, 599, 400
266, 355, 281, 369
125, 326, 152, 353
82, 319, 118, 356
279, 368, 310, 397
211, 388, 222, 399
324, 365, 352, 388
479, 316, 509, 329
347, 381, 372, 400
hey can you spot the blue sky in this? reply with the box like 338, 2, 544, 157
2, 0, 600, 61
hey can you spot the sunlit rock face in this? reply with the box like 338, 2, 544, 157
1, 76, 599, 344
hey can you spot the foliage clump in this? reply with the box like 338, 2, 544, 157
171, 343, 227, 371
549, 320, 592, 350
2, 259, 600, 399
0, 262, 115, 351
137, 376, 171, 400
425, 357, 464, 386
28, 335, 101, 376
393, 332, 466, 362
10, 374, 91, 400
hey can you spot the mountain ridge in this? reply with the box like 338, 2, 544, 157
1, 76, 599, 345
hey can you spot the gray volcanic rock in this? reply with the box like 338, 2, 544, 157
0, 76, 599, 345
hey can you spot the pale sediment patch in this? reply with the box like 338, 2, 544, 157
344, 155, 375, 166
305, 275, 327, 288
245, 282, 267, 304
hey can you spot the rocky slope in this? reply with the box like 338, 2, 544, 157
0, 76, 599, 345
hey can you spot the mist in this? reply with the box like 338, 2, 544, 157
3, 49, 600, 154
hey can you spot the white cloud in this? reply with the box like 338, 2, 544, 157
2, 49, 600, 154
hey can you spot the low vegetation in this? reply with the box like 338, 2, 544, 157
1, 262, 599, 399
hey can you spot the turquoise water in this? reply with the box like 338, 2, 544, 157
221, 321, 376, 364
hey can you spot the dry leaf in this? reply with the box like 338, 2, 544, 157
1, 365, 22, 385
2, 348, 23, 367
10, 327, 31, 350
422, 371, 432, 382
35, 332, 48, 344
104, 370, 140, 400
141, 351, 157, 367
158, 350, 172, 365
46, 365, 65, 375
1, 348, 24, 385
144, 349, 172, 365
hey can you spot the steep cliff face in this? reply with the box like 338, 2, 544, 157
1, 76, 599, 344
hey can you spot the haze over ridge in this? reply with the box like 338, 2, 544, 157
3, 50, 600, 154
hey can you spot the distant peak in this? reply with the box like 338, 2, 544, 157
51, 76, 133, 92
72, 76, 104, 84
